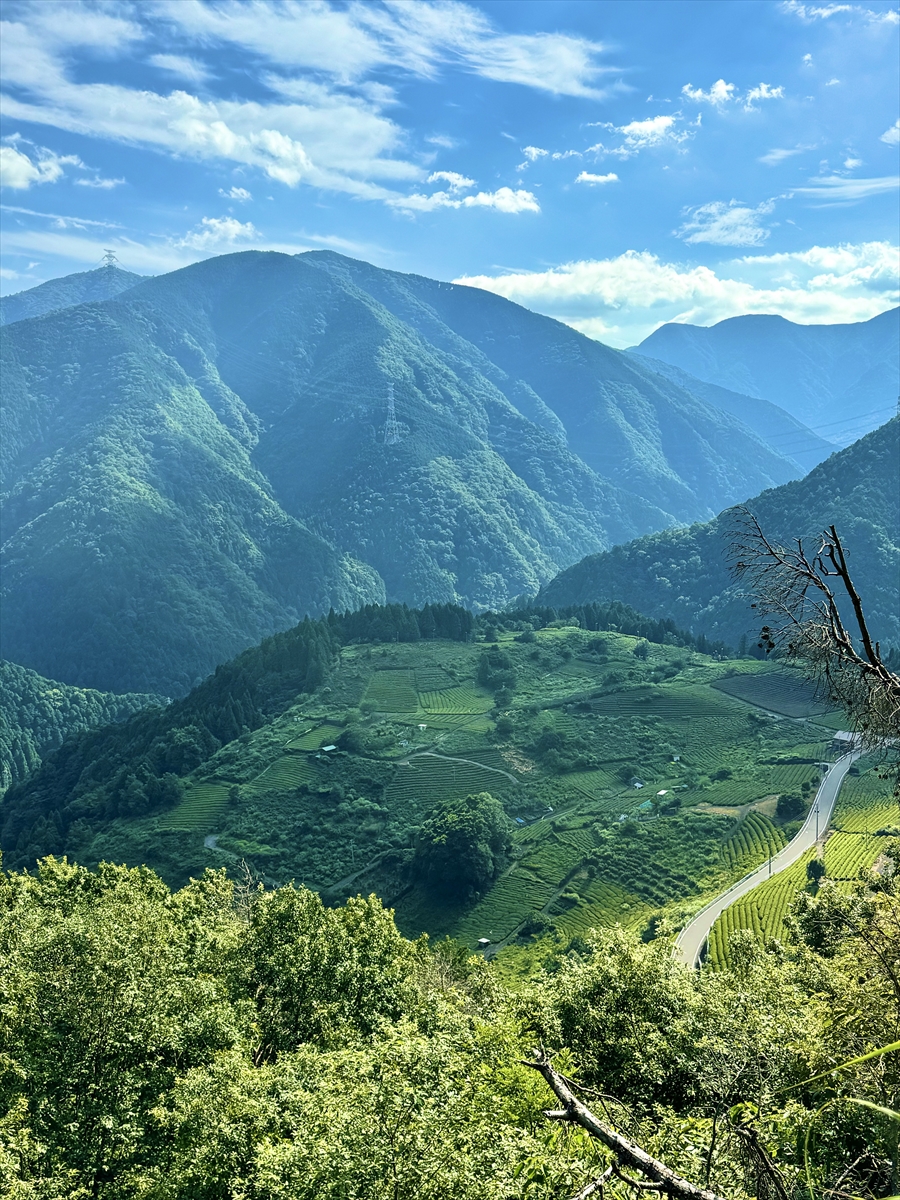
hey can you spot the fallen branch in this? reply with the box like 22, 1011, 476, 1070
522, 1052, 728, 1200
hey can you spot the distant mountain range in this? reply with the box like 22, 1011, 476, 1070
537, 417, 900, 651
1, 251, 816, 695
635, 309, 899, 446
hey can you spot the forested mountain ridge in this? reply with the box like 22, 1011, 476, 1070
0, 659, 161, 792
0, 265, 143, 326
636, 307, 900, 443
627, 351, 835, 473
537, 417, 900, 649
1, 250, 806, 695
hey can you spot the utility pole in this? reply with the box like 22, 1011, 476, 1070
815, 800, 820, 841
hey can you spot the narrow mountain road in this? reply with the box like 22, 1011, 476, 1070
675, 742, 860, 968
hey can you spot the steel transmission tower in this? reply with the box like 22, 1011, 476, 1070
100, 249, 120, 298
383, 382, 402, 445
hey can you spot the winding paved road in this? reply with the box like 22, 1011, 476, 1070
675, 742, 860, 968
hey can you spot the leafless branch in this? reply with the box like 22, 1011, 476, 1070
523, 1052, 729, 1200
730, 510, 900, 785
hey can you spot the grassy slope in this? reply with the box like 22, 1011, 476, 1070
43, 624, 850, 951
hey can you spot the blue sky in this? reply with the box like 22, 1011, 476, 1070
1, 0, 897, 345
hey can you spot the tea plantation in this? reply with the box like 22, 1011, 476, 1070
34, 608, 864, 952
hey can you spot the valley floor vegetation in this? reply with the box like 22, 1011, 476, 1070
2, 852, 900, 1198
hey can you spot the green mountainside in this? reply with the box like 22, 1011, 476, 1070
537, 417, 900, 650
636, 307, 900, 443
0, 265, 143, 325
5, 599, 877, 959
0, 660, 161, 792
1, 251, 808, 695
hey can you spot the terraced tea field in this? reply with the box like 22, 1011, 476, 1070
158, 784, 230, 831
364, 670, 419, 713
721, 812, 785, 871
418, 685, 492, 714
286, 724, 344, 750
384, 754, 511, 811
706, 850, 815, 969
248, 754, 320, 792
712, 670, 832, 718
707, 767, 891, 968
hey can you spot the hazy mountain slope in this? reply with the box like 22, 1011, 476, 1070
627, 352, 834, 473
1, 250, 809, 695
0, 266, 142, 325
636, 309, 899, 443
304, 252, 803, 519
0, 299, 383, 694
0, 659, 161, 791
537, 418, 900, 650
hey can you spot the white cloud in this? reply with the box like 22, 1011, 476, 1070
0, 143, 81, 189
149, 53, 212, 85
843, 157, 862, 169
743, 83, 785, 111
881, 119, 900, 145
594, 115, 692, 159
825, 77, 841, 86
575, 171, 618, 185
453, 242, 898, 348
176, 216, 260, 250
677, 199, 776, 247
793, 174, 900, 201
681, 79, 736, 106
802, 52, 813, 63
392, 186, 539, 213
76, 176, 125, 189
426, 170, 474, 191
219, 185, 253, 201
522, 146, 548, 161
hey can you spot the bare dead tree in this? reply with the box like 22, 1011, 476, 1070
729, 510, 900, 788
522, 1052, 729, 1200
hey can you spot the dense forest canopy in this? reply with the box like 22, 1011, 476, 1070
1, 854, 898, 1198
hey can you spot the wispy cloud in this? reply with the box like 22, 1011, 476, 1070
793, 174, 900, 201
759, 146, 808, 165
75, 176, 125, 189
156, 0, 620, 98
575, 171, 618, 185
149, 53, 212, 85
781, 1, 900, 21
881, 119, 900, 145
588, 115, 693, 159
676, 199, 777, 246
453, 241, 899, 348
